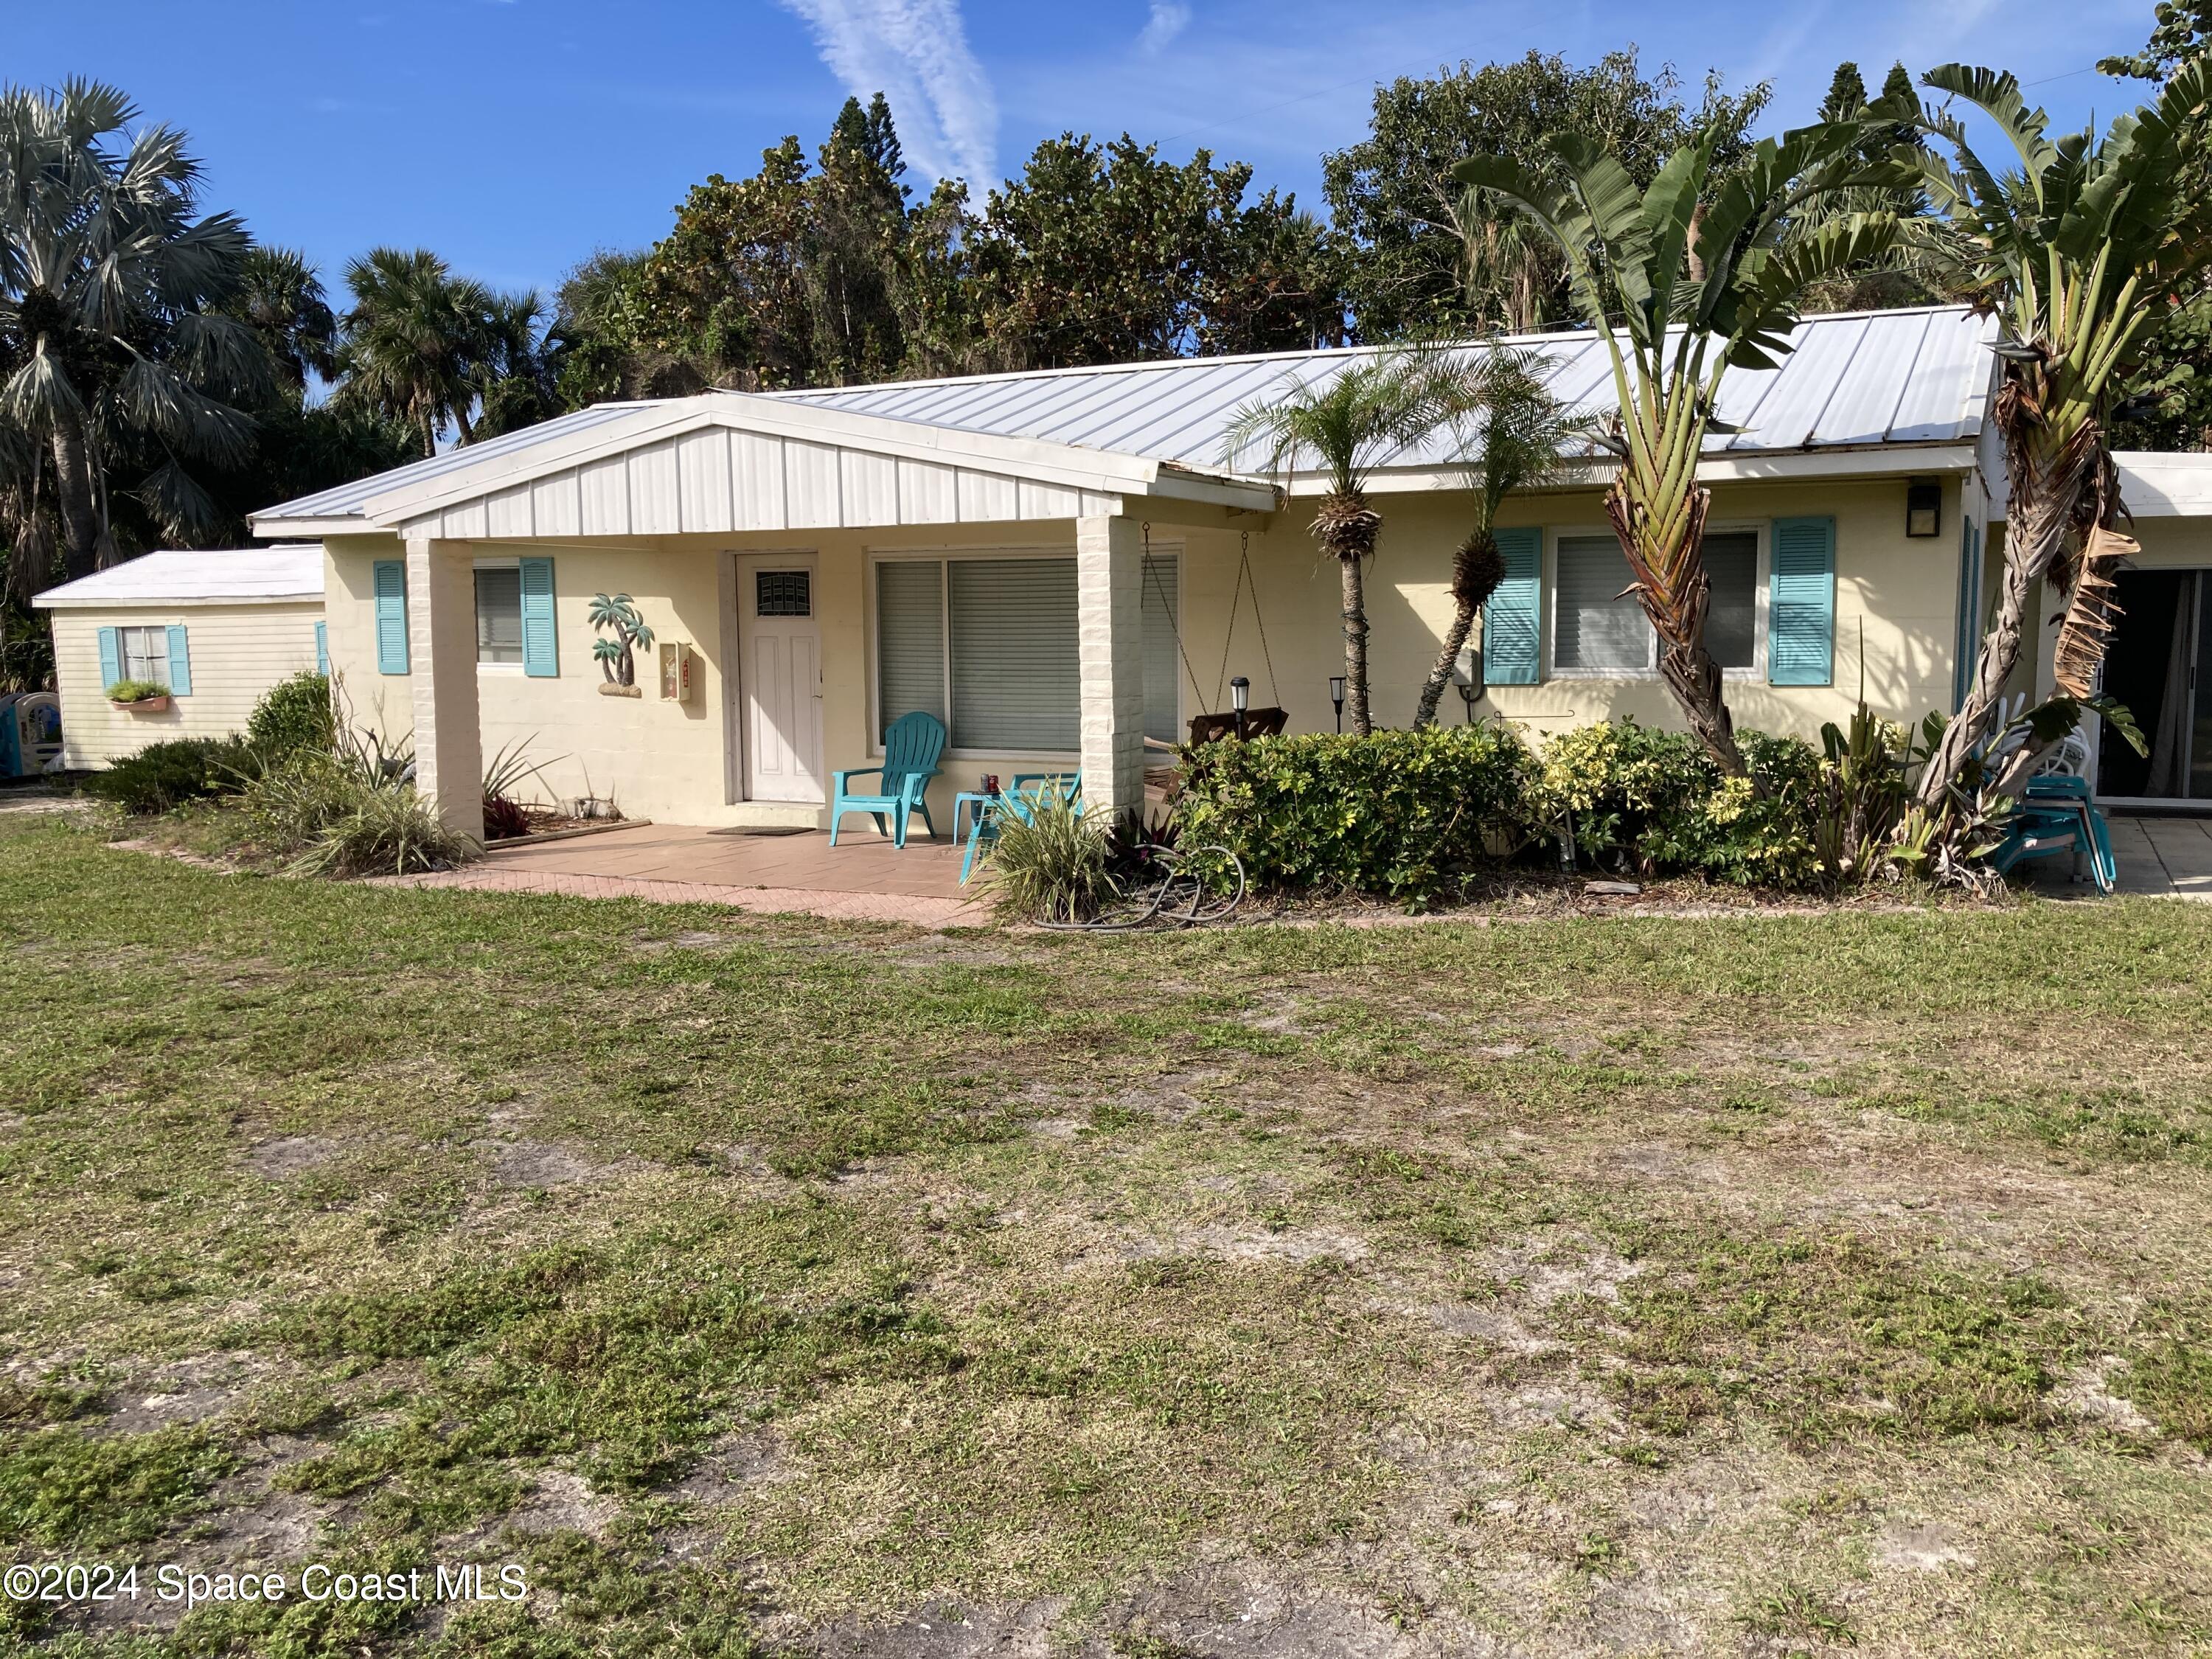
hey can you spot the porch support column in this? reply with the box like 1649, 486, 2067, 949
1076, 511, 1144, 818
406, 535, 484, 842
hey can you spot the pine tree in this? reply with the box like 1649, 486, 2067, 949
1820, 61, 1868, 120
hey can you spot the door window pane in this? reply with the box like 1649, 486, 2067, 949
950, 558, 1078, 751
877, 561, 946, 739
475, 568, 522, 664
1704, 532, 1759, 669
757, 571, 812, 616
1554, 536, 1651, 671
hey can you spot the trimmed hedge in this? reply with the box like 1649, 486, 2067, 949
1175, 725, 1535, 905
1175, 719, 1829, 901
82, 738, 257, 815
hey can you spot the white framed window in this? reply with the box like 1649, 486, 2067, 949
870, 546, 1183, 754
119, 625, 169, 685
1548, 526, 1765, 678
473, 560, 522, 667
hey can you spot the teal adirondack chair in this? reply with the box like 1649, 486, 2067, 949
830, 712, 945, 848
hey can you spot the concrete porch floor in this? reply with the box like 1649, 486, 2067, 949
387, 820, 990, 927
2109, 813, 2212, 899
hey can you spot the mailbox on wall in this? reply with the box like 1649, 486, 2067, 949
658, 641, 695, 703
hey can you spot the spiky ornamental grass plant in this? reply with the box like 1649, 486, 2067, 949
1412, 345, 1590, 728
1222, 348, 1465, 735
1906, 63, 2212, 809
1455, 122, 1898, 779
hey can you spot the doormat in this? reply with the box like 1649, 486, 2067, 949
708, 826, 813, 837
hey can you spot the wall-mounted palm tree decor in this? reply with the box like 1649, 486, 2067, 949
589, 594, 655, 696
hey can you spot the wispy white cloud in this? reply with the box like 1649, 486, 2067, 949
776, 0, 998, 187
1139, 1, 1192, 53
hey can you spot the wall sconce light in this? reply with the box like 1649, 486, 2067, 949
1453, 671, 1478, 725
1231, 675, 1250, 740
1906, 478, 1941, 538
1328, 675, 1346, 734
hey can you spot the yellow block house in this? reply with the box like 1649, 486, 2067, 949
241, 304, 2212, 838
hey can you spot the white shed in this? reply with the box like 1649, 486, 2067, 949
33, 546, 326, 768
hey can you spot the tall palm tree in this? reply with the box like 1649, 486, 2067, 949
1455, 122, 1896, 776
225, 246, 338, 394
334, 248, 496, 457
1412, 346, 1589, 726
1906, 63, 2212, 807
1222, 349, 1460, 736
0, 79, 268, 582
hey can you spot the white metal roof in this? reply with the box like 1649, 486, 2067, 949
2110, 451, 2212, 518
251, 305, 1997, 535
770, 305, 1997, 471
33, 545, 325, 609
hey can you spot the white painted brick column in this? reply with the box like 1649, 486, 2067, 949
406, 536, 485, 841
1076, 512, 1144, 818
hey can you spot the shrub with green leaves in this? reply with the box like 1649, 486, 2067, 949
240, 748, 474, 877
81, 737, 256, 815
1175, 723, 1536, 904
983, 790, 1118, 922
245, 670, 335, 761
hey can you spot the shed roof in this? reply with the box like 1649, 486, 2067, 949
251, 305, 1998, 538
33, 545, 324, 609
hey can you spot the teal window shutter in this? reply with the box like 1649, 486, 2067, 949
1481, 526, 1543, 686
97, 627, 121, 691
1769, 517, 1836, 686
164, 625, 192, 696
519, 557, 558, 677
315, 621, 329, 676
373, 560, 409, 674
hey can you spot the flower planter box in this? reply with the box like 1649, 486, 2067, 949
111, 695, 171, 714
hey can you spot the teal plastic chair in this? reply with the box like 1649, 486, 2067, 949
959, 771, 1082, 883
831, 712, 946, 848
1988, 772, 2116, 894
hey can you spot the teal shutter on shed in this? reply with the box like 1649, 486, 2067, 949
1768, 517, 1836, 686
97, 627, 121, 691
373, 560, 408, 673
519, 556, 557, 677
1481, 526, 1544, 686
315, 621, 329, 676
164, 625, 192, 696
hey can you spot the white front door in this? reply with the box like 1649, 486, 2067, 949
739, 557, 824, 803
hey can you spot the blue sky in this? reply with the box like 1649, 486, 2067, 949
11, 0, 2160, 303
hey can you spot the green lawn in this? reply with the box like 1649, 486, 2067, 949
1, 812, 2208, 1657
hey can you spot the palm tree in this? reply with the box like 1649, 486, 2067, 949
226, 246, 338, 394
1412, 346, 1589, 726
1455, 123, 1896, 776
0, 79, 268, 582
333, 248, 497, 457
1907, 63, 2212, 807
1221, 349, 1460, 735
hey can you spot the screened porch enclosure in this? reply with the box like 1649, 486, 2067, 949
872, 547, 1183, 757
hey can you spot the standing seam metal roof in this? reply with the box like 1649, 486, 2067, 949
254, 305, 1994, 526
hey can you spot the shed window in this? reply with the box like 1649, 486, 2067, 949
1553, 533, 1759, 672
874, 553, 1180, 751
119, 626, 170, 685
475, 568, 523, 664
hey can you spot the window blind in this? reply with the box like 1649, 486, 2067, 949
1554, 536, 1651, 671
950, 557, 1078, 751
475, 568, 523, 664
877, 560, 946, 739
1141, 552, 1181, 745
1703, 532, 1759, 669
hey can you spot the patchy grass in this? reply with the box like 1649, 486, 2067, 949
0, 816, 2210, 1655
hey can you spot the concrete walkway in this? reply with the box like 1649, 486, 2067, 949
379, 820, 990, 928
2109, 814, 2212, 900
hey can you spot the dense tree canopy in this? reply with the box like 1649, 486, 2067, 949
1321, 51, 1770, 338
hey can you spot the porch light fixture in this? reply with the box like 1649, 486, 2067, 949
1906, 478, 1941, 538
1231, 675, 1251, 740
1329, 675, 1346, 734
1454, 671, 1479, 725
